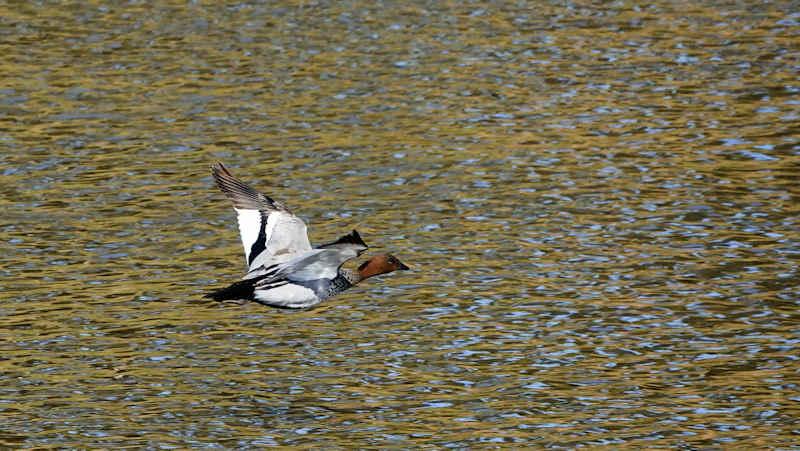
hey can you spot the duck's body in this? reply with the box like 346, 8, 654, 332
207, 266, 358, 309
223, 265, 360, 309
205, 162, 408, 309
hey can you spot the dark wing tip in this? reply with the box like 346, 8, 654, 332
210, 161, 264, 206
211, 161, 238, 186
318, 229, 369, 250
348, 230, 368, 248
211, 161, 229, 177
211, 162, 236, 189
210, 161, 291, 214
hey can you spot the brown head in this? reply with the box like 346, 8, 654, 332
357, 254, 410, 280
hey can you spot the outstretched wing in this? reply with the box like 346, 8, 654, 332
242, 230, 368, 280
211, 162, 312, 271
254, 246, 364, 289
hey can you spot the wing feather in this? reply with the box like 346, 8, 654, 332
212, 162, 312, 270
253, 247, 362, 289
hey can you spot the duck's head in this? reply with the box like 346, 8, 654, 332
357, 254, 410, 279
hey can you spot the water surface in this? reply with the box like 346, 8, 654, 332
1, 1, 799, 448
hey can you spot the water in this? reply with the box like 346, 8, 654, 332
2, 1, 799, 448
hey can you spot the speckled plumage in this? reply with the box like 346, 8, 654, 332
324, 269, 358, 299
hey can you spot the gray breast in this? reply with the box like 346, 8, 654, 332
296, 273, 353, 300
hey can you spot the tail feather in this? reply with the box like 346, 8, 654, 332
204, 278, 256, 301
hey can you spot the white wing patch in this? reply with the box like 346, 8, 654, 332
263, 211, 279, 251
268, 213, 311, 254
234, 208, 262, 263
245, 211, 310, 272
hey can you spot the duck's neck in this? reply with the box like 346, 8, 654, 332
322, 269, 361, 300
339, 268, 363, 285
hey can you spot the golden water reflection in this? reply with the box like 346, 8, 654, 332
1, 1, 798, 448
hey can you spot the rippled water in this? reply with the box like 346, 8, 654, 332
2, 1, 799, 448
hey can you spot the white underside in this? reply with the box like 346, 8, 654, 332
254, 283, 321, 309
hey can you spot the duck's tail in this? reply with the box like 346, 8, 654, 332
204, 278, 256, 301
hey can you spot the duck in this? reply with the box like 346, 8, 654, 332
205, 162, 409, 308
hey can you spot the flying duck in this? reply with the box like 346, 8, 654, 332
205, 162, 409, 308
